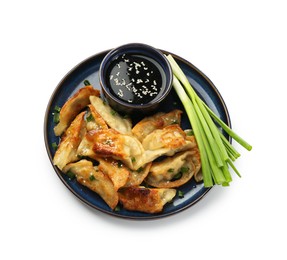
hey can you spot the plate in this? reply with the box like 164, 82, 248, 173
44, 48, 231, 220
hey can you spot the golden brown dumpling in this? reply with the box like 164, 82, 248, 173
132, 109, 183, 142
131, 125, 196, 170
89, 96, 132, 134
77, 128, 145, 170
145, 150, 200, 188
86, 104, 108, 131
118, 186, 176, 213
97, 157, 130, 191
53, 111, 86, 170
54, 85, 100, 136
63, 159, 118, 209
142, 124, 194, 151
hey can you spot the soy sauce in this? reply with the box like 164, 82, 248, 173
106, 54, 165, 105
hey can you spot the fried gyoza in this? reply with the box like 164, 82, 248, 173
89, 96, 132, 134
132, 109, 183, 142
145, 150, 200, 188
97, 157, 130, 191
63, 159, 118, 209
131, 124, 196, 170
54, 85, 100, 136
118, 187, 176, 214
77, 128, 145, 170
86, 104, 108, 131
53, 111, 86, 170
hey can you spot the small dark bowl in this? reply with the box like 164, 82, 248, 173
99, 43, 173, 115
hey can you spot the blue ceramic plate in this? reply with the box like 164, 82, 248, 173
44, 49, 231, 220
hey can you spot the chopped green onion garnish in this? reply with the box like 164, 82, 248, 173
180, 166, 189, 173
84, 80, 91, 86
54, 105, 61, 112
178, 190, 184, 198
172, 172, 182, 180
137, 167, 143, 173
53, 112, 60, 124
66, 171, 76, 180
89, 175, 96, 181
111, 110, 117, 116
114, 204, 121, 212
86, 113, 94, 122
51, 142, 58, 150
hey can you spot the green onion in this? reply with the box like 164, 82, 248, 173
172, 172, 182, 180
166, 54, 252, 187
84, 80, 91, 86
89, 175, 96, 181
178, 190, 184, 198
111, 110, 117, 116
53, 112, 60, 124
114, 204, 121, 212
66, 170, 76, 180
52, 105, 61, 124
137, 167, 144, 173
51, 142, 58, 150
86, 113, 94, 122
54, 105, 61, 113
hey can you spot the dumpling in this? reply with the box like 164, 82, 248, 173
89, 96, 132, 134
54, 85, 100, 136
53, 111, 86, 170
145, 150, 200, 188
142, 124, 195, 151
131, 125, 196, 170
132, 109, 183, 142
118, 186, 176, 213
86, 104, 108, 131
97, 157, 130, 191
77, 128, 145, 170
63, 159, 118, 209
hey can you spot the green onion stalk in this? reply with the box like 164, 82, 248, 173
166, 54, 252, 187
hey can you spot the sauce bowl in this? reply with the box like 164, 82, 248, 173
99, 43, 173, 115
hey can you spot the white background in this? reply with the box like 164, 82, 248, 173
1, 0, 286, 259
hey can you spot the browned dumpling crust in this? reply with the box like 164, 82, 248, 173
54, 85, 100, 136
89, 96, 132, 134
86, 104, 108, 131
118, 187, 176, 214
53, 111, 86, 170
145, 150, 200, 188
97, 157, 130, 191
132, 109, 183, 142
63, 160, 118, 209
77, 128, 145, 170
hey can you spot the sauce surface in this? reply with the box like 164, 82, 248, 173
106, 54, 165, 105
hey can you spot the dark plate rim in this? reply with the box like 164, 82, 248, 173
44, 48, 231, 220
